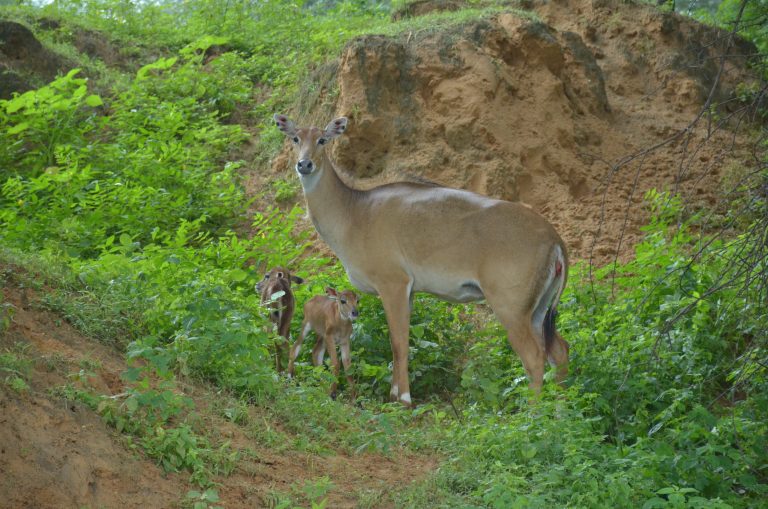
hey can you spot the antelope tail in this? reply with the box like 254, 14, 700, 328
532, 244, 567, 352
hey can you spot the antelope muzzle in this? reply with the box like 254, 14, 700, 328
296, 159, 314, 175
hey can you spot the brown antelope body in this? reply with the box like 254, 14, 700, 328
274, 114, 569, 406
257, 266, 303, 372
288, 288, 359, 399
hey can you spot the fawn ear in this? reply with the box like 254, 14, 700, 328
325, 287, 338, 298
273, 114, 297, 137
291, 275, 304, 285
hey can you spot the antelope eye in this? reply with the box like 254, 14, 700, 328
292, 137, 299, 143
317, 138, 326, 145
340, 299, 347, 304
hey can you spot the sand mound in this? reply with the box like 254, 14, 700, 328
272, 0, 759, 264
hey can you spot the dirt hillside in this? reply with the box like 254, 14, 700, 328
269, 0, 759, 264
0, 271, 435, 508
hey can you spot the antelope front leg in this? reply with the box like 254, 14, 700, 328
275, 323, 291, 373
324, 330, 341, 399
340, 336, 355, 400
274, 338, 285, 373
379, 282, 413, 407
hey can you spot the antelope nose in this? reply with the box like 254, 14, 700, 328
351, 309, 359, 319
296, 159, 314, 175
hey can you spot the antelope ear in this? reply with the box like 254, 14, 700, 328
323, 117, 348, 139
291, 275, 304, 285
273, 114, 297, 136
325, 287, 338, 298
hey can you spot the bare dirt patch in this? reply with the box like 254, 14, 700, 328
0, 20, 71, 98
0, 284, 186, 509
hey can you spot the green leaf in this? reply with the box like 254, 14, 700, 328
203, 489, 220, 502
227, 269, 248, 282
85, 94, 104, 107
641, 497, 666, 509
7, 122, 29, 135
5, 94, 30, 114
521, 445, 537, 459
122, 367, 142, 382
125, 397, 139, 414
137, 57, 178, 80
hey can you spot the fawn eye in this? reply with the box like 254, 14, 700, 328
317, 138, 326, 145
292, 137, 299, 143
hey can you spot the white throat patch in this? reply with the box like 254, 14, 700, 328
298, 168, 321, 194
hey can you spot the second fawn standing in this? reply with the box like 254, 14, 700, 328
288, 288, 360, 399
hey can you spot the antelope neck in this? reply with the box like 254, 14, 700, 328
302, 153, 359, 245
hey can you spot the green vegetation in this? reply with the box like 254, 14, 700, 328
1, 0, 766, 507
0, 343, 32, 393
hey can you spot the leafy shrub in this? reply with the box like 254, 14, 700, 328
0, 46, 247, 258
0, 69, 103, 174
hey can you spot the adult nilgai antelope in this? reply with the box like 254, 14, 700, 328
288, 287, 360, 399
274, 114, 569, 406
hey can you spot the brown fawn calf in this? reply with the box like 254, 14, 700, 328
288, 288, 360, 399
256, 266, 303, 372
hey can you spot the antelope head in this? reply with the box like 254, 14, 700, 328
326, 287, 359, 322
273, 114, 348, 179
256, 266, 303, 299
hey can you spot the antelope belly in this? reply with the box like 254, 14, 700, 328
413, 274, 485, 303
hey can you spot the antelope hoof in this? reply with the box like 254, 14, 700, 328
330, 390, 338, 400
